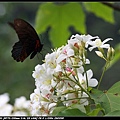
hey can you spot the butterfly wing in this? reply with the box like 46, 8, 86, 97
9, 18, 43, 62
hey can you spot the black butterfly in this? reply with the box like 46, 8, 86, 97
8, 18, 43, 62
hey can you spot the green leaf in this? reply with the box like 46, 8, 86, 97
89, 88, 104, 104
87, 108, 102, 116
57, 108, 88, 116
105, 110, 120, 116
51, 106, 67, 116
83, 2, 114, 24
87, 103, 104, 116
71, 103, 86, 113
35, 2, 86, 47
51, 106, 87, 116
108, 81, 120, 93
90, 81, 120, 115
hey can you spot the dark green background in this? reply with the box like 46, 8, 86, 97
0, 2, 120, 104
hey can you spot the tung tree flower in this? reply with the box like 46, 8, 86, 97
0, 93, 31, 116
30, 34, 113, 116
0, 93, 13, 116
88, 38, 113, 51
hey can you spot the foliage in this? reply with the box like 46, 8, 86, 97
89, 81, 120, 116
35, 2, 114, 47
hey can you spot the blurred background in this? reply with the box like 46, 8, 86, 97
0, 2, 120, 104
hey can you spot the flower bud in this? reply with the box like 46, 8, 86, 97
107, 47, 115, 61
95, 51, 104, 58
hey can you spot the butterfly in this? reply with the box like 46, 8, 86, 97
8, 18, 43, 62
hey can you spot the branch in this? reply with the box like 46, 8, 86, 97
101, 2, 120, 11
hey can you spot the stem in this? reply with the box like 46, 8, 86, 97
101, 2, 120, 12
81, 50, 88, 87
59, 96, 89, 103
83, 62, 88, 88
97, 62, 109, 89
63, 72, 91, 98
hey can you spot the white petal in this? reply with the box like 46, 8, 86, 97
86, 69, 93, 80
67, 49, 74, 57
57, 54, 67, 63
85, 59, 90, 64
0, 93, 10, 106
54, 64, 62, 72
95, 51, 104, 58
102, 38, 113, 44
100, 44, 110, 49
88, 46, 96, 51
88, 78, 98, 87
0, 104, 13, 116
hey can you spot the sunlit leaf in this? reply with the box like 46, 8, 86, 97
71, 103, 86, 113
56, 108, 88, 116
35, 2, 86, 47
87, 108, 102, 116
90, 81, 120, 114
51, 106, 66, 116
105, 110, 120, 116
83, 2, 114, 24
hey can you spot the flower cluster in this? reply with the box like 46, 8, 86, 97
30, 34, 114, 116
0, 93, 31, 116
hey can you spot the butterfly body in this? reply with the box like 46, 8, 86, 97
8, 18, 43, 62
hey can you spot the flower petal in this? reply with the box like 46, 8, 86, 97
88, 78, 98, 87
102, 38, 113, 44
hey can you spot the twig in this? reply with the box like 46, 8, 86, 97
101, 2, 120, 11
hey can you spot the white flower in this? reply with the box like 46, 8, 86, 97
45, 47, 62, 68
14, 96, 30, 109
30, 87, 57, 116
30, 88, 41, 103
32, 64, 46, 80
45, 50, 62, 73
0, 93, 9, 106
32, 63, 54, 89
45, 52, 57, 69
78, 69, 98, 88
0, 93, 13, 116
12, 111, 28, 116
30, 88, 42, 116
0, 104, 13, 116
88, 38, 113, 51
57, 45, 74, 63
30, 34, 108, 116
64, 93, 78, 106
68, 34, 99, 48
